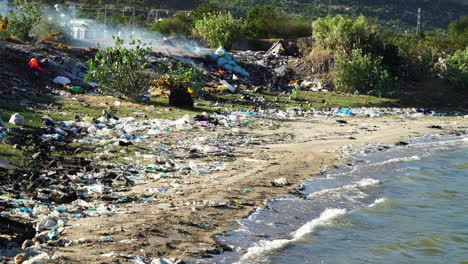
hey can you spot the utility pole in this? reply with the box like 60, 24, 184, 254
70, 3, 76, 19
132, 7, 135, 36
416, 8, 421, 35
104, 5, 107, 41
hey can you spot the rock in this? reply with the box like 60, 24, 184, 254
9, 113, 25, 125
395, 141, 409, 146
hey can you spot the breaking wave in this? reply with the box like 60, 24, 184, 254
235, 208, 347, 264
307, 178, 380, 199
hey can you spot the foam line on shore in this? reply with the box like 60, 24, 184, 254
235, 208, 347, 264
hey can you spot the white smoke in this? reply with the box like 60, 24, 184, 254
43, 3, 210, 59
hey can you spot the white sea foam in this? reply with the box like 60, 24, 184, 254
356, 178, 380, 187
379, 155, 421, 165
308, 178, 380, 198
236, 208, 347, 264
369, 198, 388, 207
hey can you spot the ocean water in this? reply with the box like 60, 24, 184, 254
205, 134, 468, 264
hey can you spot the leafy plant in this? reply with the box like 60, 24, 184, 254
0, 16, 8, 39
291, 85, 301, 100
84, 37, 151, 100
442, 47, 468, 91
448, 16, 468, 49
31, 17, 70, 42
312, 15, 379, 55
192, 3, 222, 22
7, 0, 42, 40
246, 5, 311, 39
333, 49, 398, 96
168, 62, 205, 87
150, 14, 192, 36
192, 11, 247, 49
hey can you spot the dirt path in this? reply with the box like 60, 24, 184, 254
53, 116, 467, 263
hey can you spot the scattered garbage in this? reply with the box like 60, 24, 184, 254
272, 177, 289, 187
9, 113, 25, 126
52, 76, 71, 85
28, 58, 44, 72
221, 80, 235, 93
208, 46, 250, 77
69, 86, 83, 94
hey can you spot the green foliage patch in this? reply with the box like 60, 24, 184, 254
192, 12, 247, 49
84, 37, 151, 100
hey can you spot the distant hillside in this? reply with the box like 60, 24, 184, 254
205, 0, 467, 31
42, 0, 466, 31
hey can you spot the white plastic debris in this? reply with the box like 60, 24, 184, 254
52, 76, 71, 85
9, 113, 25, 125
215, 46, 227, 56
273, 177, 288, 186
151, 258, 172, 264
221, 80, 235, 93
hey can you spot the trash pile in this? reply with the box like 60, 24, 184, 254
0, 41, 90, 98
0, 110, 290, 262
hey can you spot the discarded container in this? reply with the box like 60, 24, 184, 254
28, 58, 44, 72
221, 80, 235, 93
9, 113, 25, 125
215, 46, 227, 56
53, 76, 71, 85
70, 86, 83, 94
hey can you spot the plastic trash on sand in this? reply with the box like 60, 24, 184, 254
215, 46, 227, 56
53, 76, 71, 85
70, 86, 83, 94
9, 113, 24, 125
221, 80, 235, 93
28, 58, 44, 72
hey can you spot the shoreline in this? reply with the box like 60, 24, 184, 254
49, 116, 467, 263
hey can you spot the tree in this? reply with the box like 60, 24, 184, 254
192, 12, 246, 49
7, 0, 42, 40
442, 47, 468, 91
150, 14, 191, 36
191, 3, 222, 22
448, 16, 468, 48
246, 5, 282, 38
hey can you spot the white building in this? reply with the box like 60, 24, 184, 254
69, 18, 100, 40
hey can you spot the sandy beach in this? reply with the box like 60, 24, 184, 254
50, 115, 467, 263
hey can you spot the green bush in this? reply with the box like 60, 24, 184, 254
84, 37, 151, 100
7, 0, 42, 40
442, 47, 468, 91
246, 5, 311, 39
192, 3, 222, 22
150, 14, 191, 36
192, 12, 247, 49
392, 36, 442, 81
31, 17, 70, 42
312, 15, 379, 55
333, 49, 398, 96
448, 16, 468, 49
